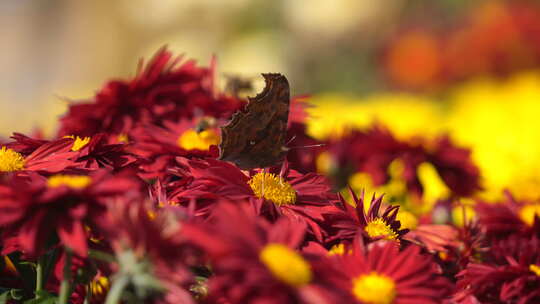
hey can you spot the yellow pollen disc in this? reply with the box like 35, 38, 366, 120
352, 272, 397, 304
0, 147, 25, 172
64, 135, 91, 151
177, 129, 220, 151
365, 218, 399, 241
519, 204, 540, 227
248, 172, 297, 206
90, 276, 110, 298
530, 264, 540, 277
47, 174, 92, 189
259, 243, 312, 287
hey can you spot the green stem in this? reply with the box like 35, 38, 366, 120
83, 284, 91, 304
88, 249, 115, 263
104, 276, 129, 304
35, 256, 44, 297
58, 249, 72, 304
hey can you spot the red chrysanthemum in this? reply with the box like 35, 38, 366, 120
100, 201, 198, 304
455, 235, 540, 303
166, 157, 339, 241
0, 169, 143, 257
425, 136, 481, 197
58, 47, 242, 137
331, 240, 451, 304
2, 135, 78, 174
475, 191, 540, 240
64, 133, 138, 170
129, 118, 220, 180
325, 189, 409, 245
326, 127, 480, 199
184, 201, 346, 304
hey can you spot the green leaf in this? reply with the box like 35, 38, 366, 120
23, 297, 57, 304
24, 290, 57, 304
0, 290, 11, 304
88, 249, 115, 263
34, 290, 53, 298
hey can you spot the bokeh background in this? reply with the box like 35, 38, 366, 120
3, 0, 540, 199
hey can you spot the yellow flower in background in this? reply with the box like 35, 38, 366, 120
345, 160, 449, 217
347, 160, 407, 206
446, 72, 540, 200
451, 200, 476, 228
305, 95, 368, 140
306, 93, 444, 141
417, 162, 450, 207
307, 71, 540, 201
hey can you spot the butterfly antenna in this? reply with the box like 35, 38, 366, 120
288, 143, 326, 149
285, 135, 297, 146
286, 134, 326, 149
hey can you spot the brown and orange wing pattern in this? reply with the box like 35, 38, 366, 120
218, 73, 290, 170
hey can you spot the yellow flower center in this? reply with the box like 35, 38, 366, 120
259, 243, 312, 287
64, 135, 91, 151
519, 204, 540, 227
352, 272, 397, 304
328, 243, 347, 256
90, 276, 110, 299
365, 218, 399, 240
177, 129, 220, 151
47, 174, 92, 189
0, 147, 25, 172
530, 264, 540, 277
248, 172, 297, 206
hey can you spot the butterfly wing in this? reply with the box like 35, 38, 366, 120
218, 73, 290, 170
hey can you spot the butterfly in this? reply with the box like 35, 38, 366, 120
218, 73, 290, 170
